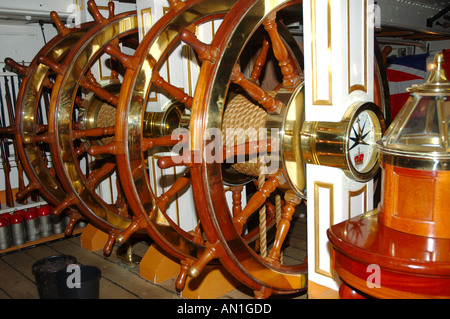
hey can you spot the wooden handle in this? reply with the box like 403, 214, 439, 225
105, 44, 136, 70
231, 64, 283, 114
53, 194, 79, 216
152, 71, 193, 108
38, 56, 65, 75
4, 58, 30, 76
188, 242, 222, 279
50, 11, 70, 36
88, 141, 123, 156
64, 212, 81, 236
79, 77, 118, 106
87, 0, 106, 24
157, 177, 189, 211
175, 259, 194, 291
15, 181, 39, 202
72, 126, 115, 139
180, 29, 219, 63
103, 232, 117, 255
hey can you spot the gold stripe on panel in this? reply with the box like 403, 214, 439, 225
140, 7, 152, 40
314, 181, 334, 278
311, 0, 332, 105
347, 0, 367, 93
348, 185, 367, 220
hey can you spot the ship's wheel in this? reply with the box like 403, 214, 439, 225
4, 9, 97, 234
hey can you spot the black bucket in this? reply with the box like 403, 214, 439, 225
31, 255, 77, 299
56, 265, 101, 299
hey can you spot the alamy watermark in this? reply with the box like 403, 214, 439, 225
366, 264, 381, 289
66, 264, 81, 289
169, 127, 281, 173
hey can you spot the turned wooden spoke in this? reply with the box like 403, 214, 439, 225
53, 193, 79, 216
79, 76, 118, 106
87, 0, 107, 25
105, 44, 138, 70
85, 162, 116, 190
107, 1, 115, 19
5, 58, 31, 77
222, 138, 276, 162
0, 125, 15, 135
34, 123, 48, 134
231, 186, 244, 216
157, 176, 189, 212
38, 56, 66, 75
263, 13, 301, 88
232, 172, 284, 235
266, 192, 302, 265
231, 64, 284, 114
64, 211, 83, 236
141, 133, 188, 152
180, 29, 219, 63
152, 70, 193, 108
85, 69, 100, 86
250, 38, 270, 83
188, 241, 224, 279
88, 141, 124, 156
15, 180, 40, 202
74, 142, 90, 158
176, 259, 195, 291
116, 215, 148, 245
108, 42, 120, 84
190, 222, 204, 245
22, 132, 53, 144
75, 96, 88, 108
157, 150, 200, 169
50, 11, 71, 36
72, 126, 115, 139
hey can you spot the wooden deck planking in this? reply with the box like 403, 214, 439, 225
0, 211, 307, 299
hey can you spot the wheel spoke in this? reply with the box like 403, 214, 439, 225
231, 64, 284, 114
180, 29, 219, 63
263, 12, 301, 88
250, 38, 271, 84
152, 71, 193, 109
266, 191, 302, 265
232, 172, 284, 235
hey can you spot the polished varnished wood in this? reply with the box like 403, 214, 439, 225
379, 163, 450, 238
328, 212, 450, 298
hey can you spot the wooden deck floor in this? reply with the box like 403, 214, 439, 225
0, 205, 307, 300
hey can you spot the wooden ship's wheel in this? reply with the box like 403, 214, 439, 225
4, 9, 97, 235
34, 1, 142, 254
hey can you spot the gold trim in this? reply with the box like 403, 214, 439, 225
314, 181, 334, 278
151, 154, 180, 225
98, 55, 112, 81
75, 0, 83, 10
311, 0, 332, 105
347, 0, 367, 94
348, 185, 367, 220
140, 7, 153, 41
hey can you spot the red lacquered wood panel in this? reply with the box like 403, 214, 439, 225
379, 163, 450, 238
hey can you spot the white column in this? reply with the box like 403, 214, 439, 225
303, 0, 375, 291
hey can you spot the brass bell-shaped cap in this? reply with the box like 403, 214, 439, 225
407, 52, 450, 94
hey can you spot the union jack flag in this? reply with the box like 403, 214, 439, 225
386, 53, 429, 120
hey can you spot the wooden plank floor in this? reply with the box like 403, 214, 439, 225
0, 205, 307, 299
